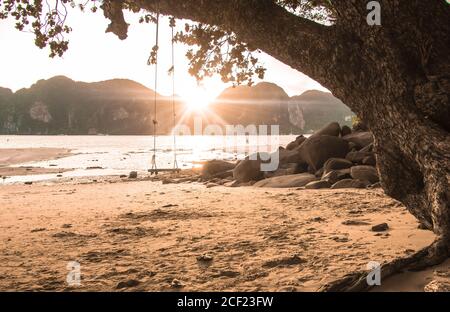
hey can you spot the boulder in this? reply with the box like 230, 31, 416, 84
371, 223, 389, 232
281, 162, 303, 172
202, 160, 235, 177
331, 179, 371, 189
263, 167, 296, 179
348, 142, 357, 151
128, 171, 138, 179
286, 135, 307, 150
279, 147, 303, 164
362, 155, 376, 166
297, 135, 350, 172
323, 158, 353, 175
342, 131, 374, 149
307, 165, 316, 174
254, 173, 318, 188
315, 167, 324, 178
368, 182, 381, 189
321, 168, 351, 184
341, 125, 352, 137
233, 152, 269, 182
305, 180, 332, 189
312, 122, 341, 137
359, 143, 374, 153
350, 165, 379, 184
233, 160, 261, 183
346, 151, 374, 164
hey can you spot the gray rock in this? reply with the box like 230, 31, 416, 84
371, 223, 389, 232
342, 131, 374, 149
282, 135, 350, 169
264, 167, 297, 179
254, 173, 318, 188
128, 171, 138, 179
233, 152, 269, 182
321, 168, 351, 184
297, 135, 350, 172
346, 151, 374, 164
305, 180, 332, 189
315, 167, 324, 178
202, 160, 235, 178
286, 135, 307, 150
323, 158, 353, 175
362, 155, 376, 166
341, 125, 352, 137
368, 182, 382, 189
311, 122, 341, 138
359, 143, 374, 153
350, 165, 379, 184
331, 179, 370, 189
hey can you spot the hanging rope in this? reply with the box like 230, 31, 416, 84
150, 11, 160, 174
170, 21, 179, 170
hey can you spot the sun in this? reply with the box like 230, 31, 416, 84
184, 88, 214, 111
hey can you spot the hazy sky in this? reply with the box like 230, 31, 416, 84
0, 9, 327, 101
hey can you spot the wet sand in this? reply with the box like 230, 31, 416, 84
0, 177, 442, 292
0, 148, 72, 177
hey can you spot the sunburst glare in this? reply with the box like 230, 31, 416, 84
183, 88, 215, 111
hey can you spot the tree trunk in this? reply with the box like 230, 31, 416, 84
370, 95, 450, 255
327, 1, 450, 250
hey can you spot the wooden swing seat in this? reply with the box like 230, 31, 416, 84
148, 168, 181, 173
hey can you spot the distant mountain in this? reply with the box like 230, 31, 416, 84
289, 90, 354, 133
210, 82, 293, 133
0, 77, 354, 135
0, 76, 183, 135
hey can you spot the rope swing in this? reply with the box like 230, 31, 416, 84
150, 11, 160, 174
149, 12, 179, 175
170, 20, 179, 170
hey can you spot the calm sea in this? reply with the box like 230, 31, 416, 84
1, 135, 297, 183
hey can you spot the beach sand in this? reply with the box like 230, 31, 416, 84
0, 176, 445, 292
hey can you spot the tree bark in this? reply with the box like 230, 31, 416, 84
106, 0, 450, 269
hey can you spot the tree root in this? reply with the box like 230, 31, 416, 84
318, 238, 449, 292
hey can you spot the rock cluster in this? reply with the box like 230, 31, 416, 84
199, 122, 380, 189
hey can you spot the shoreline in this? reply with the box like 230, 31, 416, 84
0, 148, 72, 178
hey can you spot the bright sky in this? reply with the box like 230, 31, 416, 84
0, 9, 327, 102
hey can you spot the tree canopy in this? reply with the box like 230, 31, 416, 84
0, 0, 335, 86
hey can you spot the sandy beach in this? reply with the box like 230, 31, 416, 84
0, 176, 445, 291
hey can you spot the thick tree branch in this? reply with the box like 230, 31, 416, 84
104, 0, 338, 89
